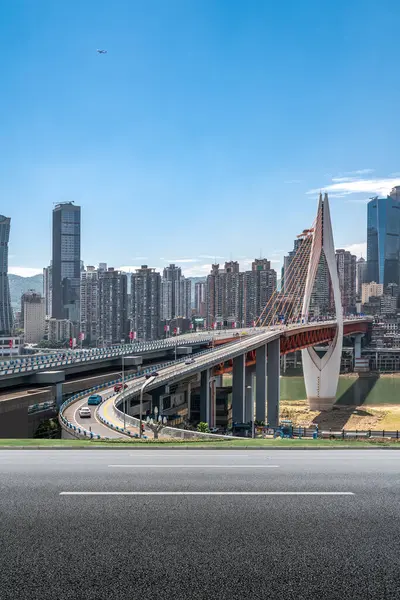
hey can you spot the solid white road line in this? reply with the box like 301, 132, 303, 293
108, 465, 280, 468
60, 491, 354, 496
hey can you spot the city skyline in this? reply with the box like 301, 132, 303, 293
2, 1, 400, 277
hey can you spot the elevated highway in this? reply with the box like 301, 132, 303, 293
59, 317, 371, 438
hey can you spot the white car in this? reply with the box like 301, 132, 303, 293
185, 358, 195, 365
79, 407, 91, 418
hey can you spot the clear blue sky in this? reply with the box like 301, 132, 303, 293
1, 0, 400, 277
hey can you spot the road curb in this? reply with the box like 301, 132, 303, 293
0, 445, 399, 450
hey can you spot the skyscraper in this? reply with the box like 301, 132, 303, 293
98, 269, 128, 344
161, 264, 191, 320
52, 202, 81, 324
131, 266, 161, 340
243, 259, 277, 326
206, 262, 243, 326
22, 291, 46, 343
335, 249, 357, 314
194, 282, 206, 317
80, 266, 99, 344
356, 257, 367, 298
367, 187, 400, 286
0, 215, 13, 335
161, 264, 181, 320
43, 264, 52, 317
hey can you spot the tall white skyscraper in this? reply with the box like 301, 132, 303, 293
22, 291, 46, 343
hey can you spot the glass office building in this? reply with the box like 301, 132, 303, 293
52, 202, 81, 323
367, 187, 400, 286
0, 215, 13, 335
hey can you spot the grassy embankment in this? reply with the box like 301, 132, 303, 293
0, 437, 399, 448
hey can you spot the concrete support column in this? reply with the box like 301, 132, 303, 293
267, 338, 280, 427
245, 368, 255, 423
187, 382, 192, 421
232, 354, 245, 423
150, 388, 164, 414
210, 377, 216, 428
55, 382, 63, 407
354, 334, 362, 360
255, 345, 267, 422
200, 369, 210, 424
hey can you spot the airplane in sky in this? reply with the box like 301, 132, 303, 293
97, 49, 107, 54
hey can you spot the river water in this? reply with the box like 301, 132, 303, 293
280, 375, 400, 405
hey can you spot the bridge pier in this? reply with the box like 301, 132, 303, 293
255, 345, 267, 422
200, 369, 211, 424
232, 355, 245, 423
245, 368, 255, 423
354, 334, 362, 360
267, 338, 280, 427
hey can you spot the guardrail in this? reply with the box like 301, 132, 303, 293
0, 336, 213, 377
58, 347, 217, 439
320, 429, 400, 440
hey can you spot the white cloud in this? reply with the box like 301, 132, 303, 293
9, 267, 42, 277
307, 176, 400, 197
331, 177, 356, 183
342, 242, 367, 258
131, 256, 148, 260
160, 258, 199, 264
199, 254, 224, 259
181, 264, 212, 277
344, 169, 374, 176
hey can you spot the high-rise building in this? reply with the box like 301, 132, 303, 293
0, 215, 13, 335
46, 318, 73, 343
335, 249, 357, 314
206, 262, 243, 326
281, 234, 328, 317
161, 264, 191, 320
362, 281, 384, 304
52, 202, 81, 324
131, 266, 161, 340
194, 282, 206, 317
43, 264, 52, 317
243, 259, 277, 326
80, 266, 99, 345
367, 187, 400, 286
356, 257, 367, 298
22, 290, 46, 343
161, 264, 181, 320
310, 254, 330, 316
98, 269, 128, 345
176, 277, 191, 318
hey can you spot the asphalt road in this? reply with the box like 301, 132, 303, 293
63, 387, 123, 438
0, 449, 399, 600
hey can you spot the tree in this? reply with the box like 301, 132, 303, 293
197, 422, 210, 433
145, 408, 168, 439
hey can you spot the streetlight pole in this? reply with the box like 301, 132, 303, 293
122, 355, 126, 430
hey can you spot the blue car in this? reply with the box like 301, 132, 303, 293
87, 394, 102, 406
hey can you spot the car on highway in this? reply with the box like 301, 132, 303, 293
114, 383, 128, 392
79, 407, 91, 418
145, 371, 159, 379
87, 394, 102, 406
185, 358, 195, 365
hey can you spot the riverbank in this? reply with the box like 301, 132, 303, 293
280, 400, 400, 429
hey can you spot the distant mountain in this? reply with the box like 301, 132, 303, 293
8, 274, 43, 310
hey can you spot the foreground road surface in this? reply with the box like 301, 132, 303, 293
0, 450, 399, 599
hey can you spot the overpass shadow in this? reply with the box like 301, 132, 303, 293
311, 373, 380, 430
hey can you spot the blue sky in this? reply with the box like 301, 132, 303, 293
2, 0, 400, 277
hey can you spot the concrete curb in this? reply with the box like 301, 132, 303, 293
0, 445, 399, 450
